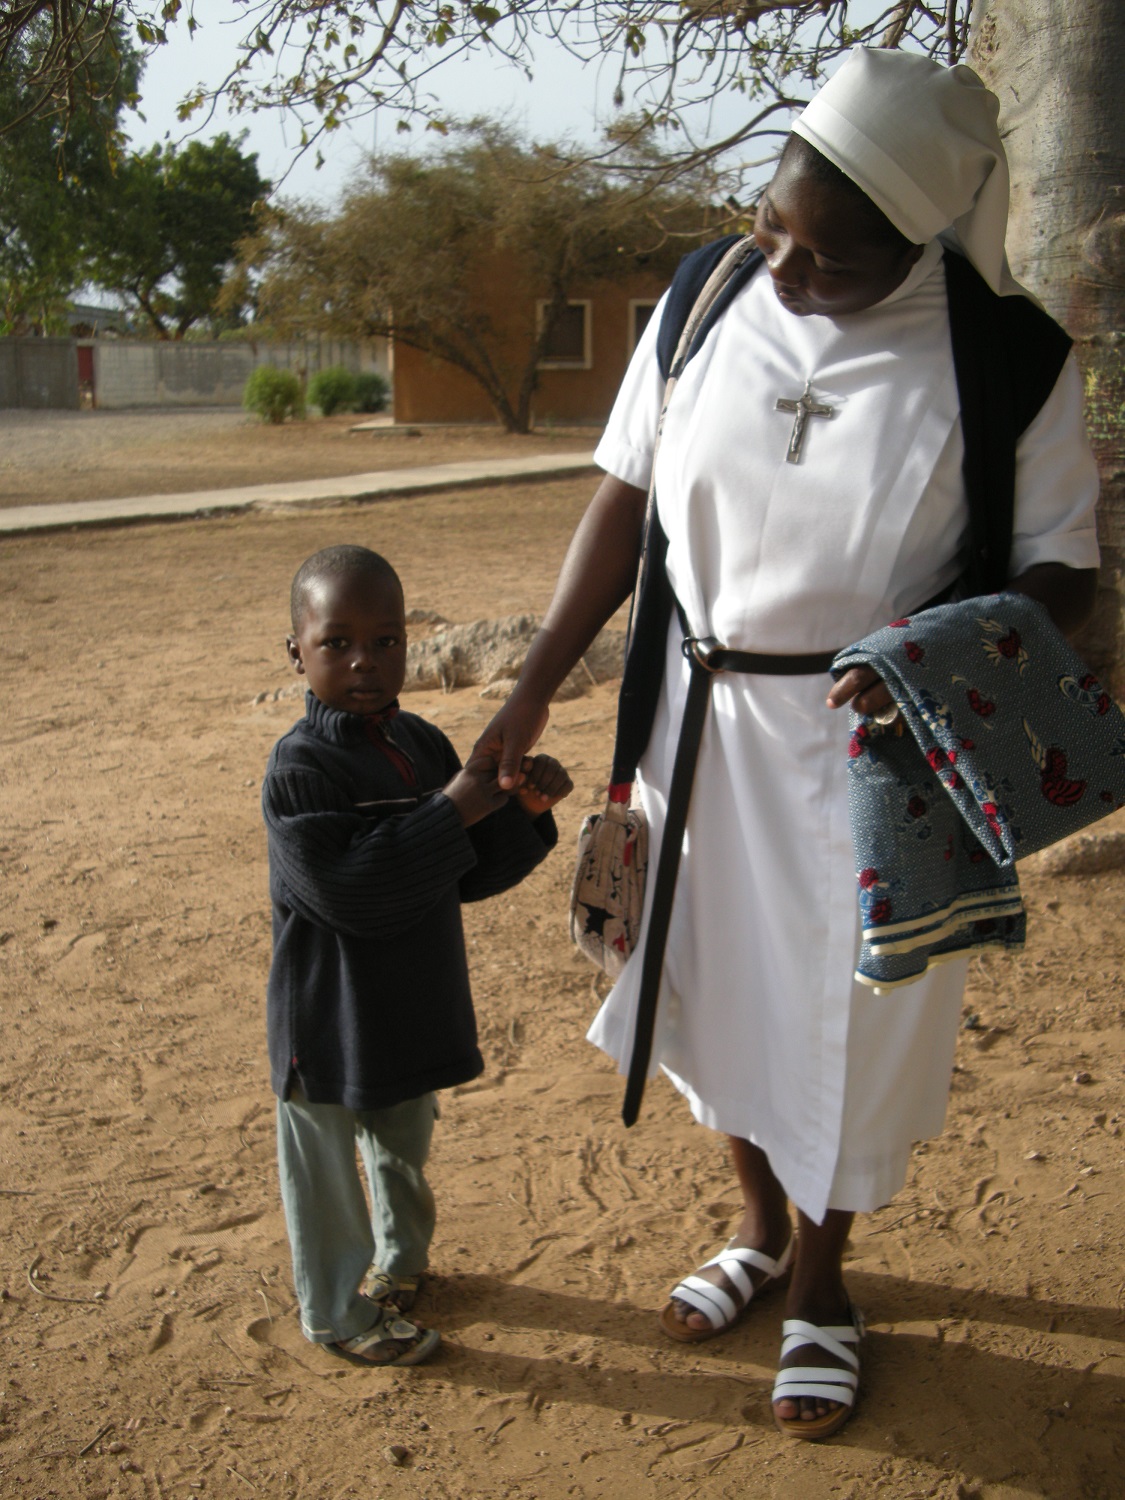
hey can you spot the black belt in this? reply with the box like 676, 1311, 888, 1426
621, 634, 839, 1127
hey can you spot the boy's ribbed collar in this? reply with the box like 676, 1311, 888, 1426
303, 691, 403, 746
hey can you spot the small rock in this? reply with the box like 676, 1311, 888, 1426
107, 1441, 126, 1454
1037, 829, 1125, 877
1073, 1071, 1093, 1085
962, 1011, 983, 1031
1025, 1150, 1046, 1162
384, 1444, 410, 1467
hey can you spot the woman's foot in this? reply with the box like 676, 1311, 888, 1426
662, 1210, 794, 1338
663, 1136, 793, 1338
772, 1205, 858, 1436
772, 1294, 863, 1438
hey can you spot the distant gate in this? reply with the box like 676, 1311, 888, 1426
0, 339, 79, 410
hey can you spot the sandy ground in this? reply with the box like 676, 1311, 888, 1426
0, 410, 594, 509
0, 421, 1122, 1500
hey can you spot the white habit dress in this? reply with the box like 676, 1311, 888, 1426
587, 244, 1100, 1224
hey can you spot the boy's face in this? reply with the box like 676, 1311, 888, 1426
287, 571, 407, 716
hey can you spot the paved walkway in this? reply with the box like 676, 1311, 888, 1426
0, 451, 598, 536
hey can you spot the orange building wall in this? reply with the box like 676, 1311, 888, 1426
392, 257, 671, 427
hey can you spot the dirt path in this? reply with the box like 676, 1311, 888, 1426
0, 479, 1121, 1500
0, 409, 594, 509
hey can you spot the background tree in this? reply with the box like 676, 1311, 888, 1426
234, 124, 714, 432
0, 12, 141, 333
0, 2, 158, 141
971, 0, 1125, 690
88, 133, 268, 338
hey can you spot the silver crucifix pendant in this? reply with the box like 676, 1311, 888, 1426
776, 380, 834, 463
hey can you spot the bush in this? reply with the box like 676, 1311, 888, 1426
243, 365, 304, 425
352, 370, 390, 414
308, 365, 358, 416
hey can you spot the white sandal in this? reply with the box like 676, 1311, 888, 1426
659, 1235, 795, 1343
772, 1306, 865, 1440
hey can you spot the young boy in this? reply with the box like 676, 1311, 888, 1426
262, 544, 571, 1366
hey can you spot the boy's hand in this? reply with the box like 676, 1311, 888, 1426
513, 755, 573, 818
444, 756, 509, 828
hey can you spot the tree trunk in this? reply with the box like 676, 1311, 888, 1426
971, 0, 1125, 691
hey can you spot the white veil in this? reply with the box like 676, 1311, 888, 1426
792, 47, 1024, 297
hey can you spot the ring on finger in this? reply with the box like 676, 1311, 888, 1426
873, 705, 900, 727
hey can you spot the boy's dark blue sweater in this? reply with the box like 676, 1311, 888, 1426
262, 693, 557, 1109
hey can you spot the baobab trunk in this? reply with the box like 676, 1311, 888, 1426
971, 0, 1125, 691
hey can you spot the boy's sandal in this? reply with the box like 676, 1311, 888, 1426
659, 1235, 795, 1343
333, 1309, 440, 1368
771, 1305, 865, 1441
362, 1269, 424, 1313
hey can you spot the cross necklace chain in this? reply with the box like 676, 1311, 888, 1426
775, 380, 834, 464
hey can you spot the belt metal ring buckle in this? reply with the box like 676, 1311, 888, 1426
683, 636, 724, 673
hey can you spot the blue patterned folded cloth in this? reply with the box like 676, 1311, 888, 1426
832, 594, 1125, 991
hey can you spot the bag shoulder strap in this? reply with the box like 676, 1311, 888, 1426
609, 236, 756, 787
656, 236, 764, 381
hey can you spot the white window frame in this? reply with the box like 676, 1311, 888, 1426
537, 299, 592, 369
627, 298, 660, 356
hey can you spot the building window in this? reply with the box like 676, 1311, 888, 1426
628, 299, 659, 354
538, 300, 591, 368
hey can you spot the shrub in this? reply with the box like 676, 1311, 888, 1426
308, 365, 358, 416
243, 365, 304, 425
352, 370, 390, 414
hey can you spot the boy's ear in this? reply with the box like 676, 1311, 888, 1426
286, 635, 306, 674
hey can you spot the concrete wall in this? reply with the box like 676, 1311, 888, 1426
88, 335, 390, 410
92, 341, 253, 408
0, 339, 79, 410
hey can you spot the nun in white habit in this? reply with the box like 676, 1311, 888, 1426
475, 48, 1099, 1438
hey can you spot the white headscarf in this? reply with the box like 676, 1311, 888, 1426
792, 47, 1021, 296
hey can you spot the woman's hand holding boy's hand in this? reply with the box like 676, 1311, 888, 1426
445, 752, 573, 827
444, 756, 510, 828
513, 754, 573, 818
474, 689, 550, 792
